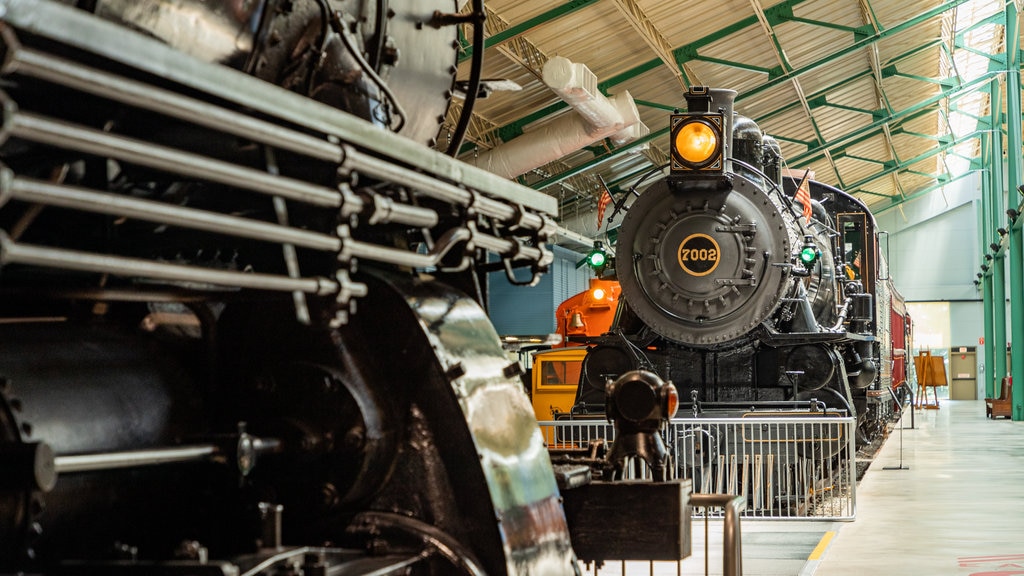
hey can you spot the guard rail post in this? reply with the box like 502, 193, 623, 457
690, 493, 745, 576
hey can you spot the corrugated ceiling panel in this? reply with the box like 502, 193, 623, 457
454, 0, 990, 229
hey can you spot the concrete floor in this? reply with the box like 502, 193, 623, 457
589, 398, 1024, 575
814, 399, 1024, 575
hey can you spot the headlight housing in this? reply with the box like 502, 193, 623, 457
669, 113, 724, 173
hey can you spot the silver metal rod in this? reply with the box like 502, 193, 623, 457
343, 230, 469, 269
6, 112, 342, 208
54, 445, 218, 473
364, 193, 439, 228
472, 234, 544, 261
1, 42, 344, 163
342, 145, 547, 231
0, 232, 338, 294
7, 175, 342, 252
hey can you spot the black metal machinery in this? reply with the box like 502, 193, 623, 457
0, 1, 697, 574
577, 87, 899, 447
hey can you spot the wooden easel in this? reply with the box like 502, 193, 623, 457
914, 351, 947, 409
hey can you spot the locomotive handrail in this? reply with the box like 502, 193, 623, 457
691, 492, 745, 576
684, 400, 849, 416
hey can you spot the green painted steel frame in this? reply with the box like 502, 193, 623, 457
513, 0, 981, 200
1003, 0, 1024, 420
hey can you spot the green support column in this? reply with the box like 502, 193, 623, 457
1004, 0, 1024, 419
983, 265, 996, 397
1011, 224, 1024, 417
991, 183, 1008, 395
994, 252, 1008, 390
990, 79, 1009, 395
980, 108, 996, 398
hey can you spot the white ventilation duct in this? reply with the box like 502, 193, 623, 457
471, 56, 648, 179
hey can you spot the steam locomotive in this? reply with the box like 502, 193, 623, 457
572, 87, 910, 446
0, 0, 698, 573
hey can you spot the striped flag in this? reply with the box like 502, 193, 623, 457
794, 170, 812, 224
596, 187, 613, 227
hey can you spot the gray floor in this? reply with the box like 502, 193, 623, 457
594, 398, 1024, 575
813, 398, 1024, 575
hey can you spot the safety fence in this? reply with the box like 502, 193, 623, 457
539, 414, 857, 520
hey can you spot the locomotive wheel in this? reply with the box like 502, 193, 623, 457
216, 269, 578, 575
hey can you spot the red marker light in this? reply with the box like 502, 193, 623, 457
665, 383, 679, 419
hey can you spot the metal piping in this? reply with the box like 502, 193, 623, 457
470, 56, 647, 180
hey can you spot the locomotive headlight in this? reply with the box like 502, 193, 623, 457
670, 113, 724, 173
675, 121, 718, 163
606, 371, 677, 429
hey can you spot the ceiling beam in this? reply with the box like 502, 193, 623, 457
610, 0, 693, 90
789, 71, 998, 166
458, 0, 602, 62
748, 0, 839, 185
496, 0, 964, 154
843, 130, 981, 191
873, 170, 979, 215
740, 0, 974, 100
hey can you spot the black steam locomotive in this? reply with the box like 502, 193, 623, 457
0, 0, 694, 574
576, 87, 909, 446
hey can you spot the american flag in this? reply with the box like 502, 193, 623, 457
596, 188, 613, 228
795, 170, 812, 224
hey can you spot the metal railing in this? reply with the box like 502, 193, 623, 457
540, 414, 856, 520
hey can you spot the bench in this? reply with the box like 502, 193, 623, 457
986, 376, 1012, 419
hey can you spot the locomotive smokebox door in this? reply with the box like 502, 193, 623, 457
560, 479, 692, 562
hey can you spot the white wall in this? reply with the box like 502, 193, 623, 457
875, 172, 982, 302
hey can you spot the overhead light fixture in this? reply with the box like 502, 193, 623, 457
998, 227, 1008, 236
991, 242, 1000, 252
1008, 208, 1020, 221
982, 264, 990, 272
977, 272, 984, 278
985, 254, 993, 261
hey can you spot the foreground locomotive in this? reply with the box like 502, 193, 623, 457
0, 1, 625, 573
575, 87, 908, 446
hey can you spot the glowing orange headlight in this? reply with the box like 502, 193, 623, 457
669, 113, 724, 173
675, 121, 718, 164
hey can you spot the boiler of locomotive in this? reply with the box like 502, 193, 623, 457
616, 87, 833, 346
86, 0, 460, 145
